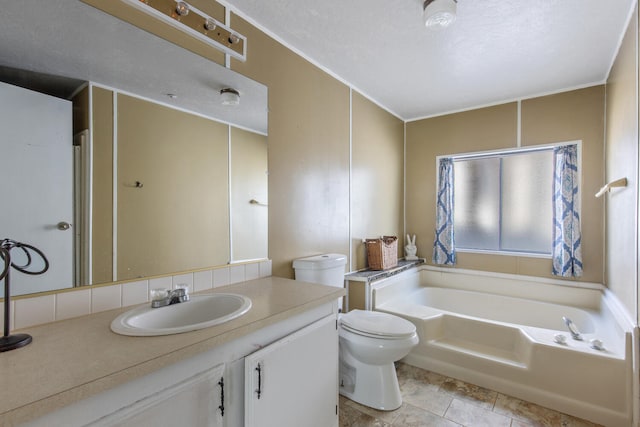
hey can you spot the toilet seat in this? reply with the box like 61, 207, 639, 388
340, 310, 416, 339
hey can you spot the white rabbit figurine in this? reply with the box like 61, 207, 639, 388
405, 234, 418, 260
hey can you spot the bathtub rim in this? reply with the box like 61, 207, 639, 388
419, 264, 605, 291
372, 265, 607, 312
370, 265, 636, 331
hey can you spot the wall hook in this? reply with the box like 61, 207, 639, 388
125, 181, 144, 189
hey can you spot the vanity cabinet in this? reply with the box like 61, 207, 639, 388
92, 364, 226, 427
244, 315, 338, 427
23, 300, 339, 427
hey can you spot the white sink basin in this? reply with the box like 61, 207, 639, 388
111, 294, 252, 336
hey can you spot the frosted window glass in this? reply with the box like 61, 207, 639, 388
501, 151, 553, 253
451, 149, 555, 255
453, 158, 500, 250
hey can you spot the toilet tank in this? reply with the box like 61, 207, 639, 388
292, 253, 347, 288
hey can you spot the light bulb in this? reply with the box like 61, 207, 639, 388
204, 19, 217, 31
175, 2, 189, 16
220, 88, 240, 106
423, 0, 457, 29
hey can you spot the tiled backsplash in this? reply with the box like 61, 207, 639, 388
6, 260, 272, 331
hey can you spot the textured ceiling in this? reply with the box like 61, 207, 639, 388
219, 0, 635, 120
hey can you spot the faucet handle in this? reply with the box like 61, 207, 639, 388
562, 316, 583, 340
174, 284, 190, 297
171, 284, 190, 303
150, 288, 169, 301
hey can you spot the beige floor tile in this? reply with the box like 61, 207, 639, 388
397, 362, 448, 388
340, 394, 351, 408
444, 398, 511, 427
559, 413, 603, 427
510, 416, 602, 427
339, 364, 603, 427
439, 377, 498, 410
392, 403, 462, 427
510, 420, 537, 427
401, 378, 454, 417
343, 398, 402, 424
339, 402, 392, 427
493, 393, 564, 427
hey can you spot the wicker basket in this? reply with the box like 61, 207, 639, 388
365, 236, 398, 270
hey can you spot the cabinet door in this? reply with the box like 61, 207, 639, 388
89, 363, 226, 427
244, 315, 338, 427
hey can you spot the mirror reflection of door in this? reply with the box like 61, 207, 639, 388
0, 81, 73, 296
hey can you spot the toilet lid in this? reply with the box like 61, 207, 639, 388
340, 310, 416, 338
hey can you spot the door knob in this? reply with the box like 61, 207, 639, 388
57, 221, 72, 231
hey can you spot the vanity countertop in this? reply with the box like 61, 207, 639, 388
0, 277, 344, 426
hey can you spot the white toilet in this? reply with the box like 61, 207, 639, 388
293, 254, 419, 411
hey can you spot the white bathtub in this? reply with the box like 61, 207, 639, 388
372, 267, 634, 427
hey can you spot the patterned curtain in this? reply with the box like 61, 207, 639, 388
552, 145, 583, 277
432, 158, 456, 265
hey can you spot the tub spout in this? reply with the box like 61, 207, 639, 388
562, 316, 582, 340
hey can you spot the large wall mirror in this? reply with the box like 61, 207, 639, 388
0, 0, 268, 296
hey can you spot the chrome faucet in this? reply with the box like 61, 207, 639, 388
562, 316, 582, 340
151, 286, 190, 308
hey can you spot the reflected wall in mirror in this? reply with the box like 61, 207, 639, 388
231, 128, 268, 261
0, 0, 268, 296
111, 91, 231, 283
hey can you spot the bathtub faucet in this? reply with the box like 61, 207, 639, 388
562, 316, 582, 340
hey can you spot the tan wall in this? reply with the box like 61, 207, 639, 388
230, 14, 405, 278
231, 15, 351, 278
351, 92, 404, 270
117, 94, 229, 280
406, 87, 605, 283
91, 86, 114, 284
605, 5, 638, 321
231, 127, 268, 261
521, 86, 605, 283
406, 103, 517, 271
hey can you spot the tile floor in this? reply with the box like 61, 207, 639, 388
339, 363, 602, 427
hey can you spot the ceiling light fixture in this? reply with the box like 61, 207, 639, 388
220, 88, 240, 106
423, 0, 457, 29
120, 0, 247, 61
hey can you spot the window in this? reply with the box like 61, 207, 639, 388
450, 147, 557, 256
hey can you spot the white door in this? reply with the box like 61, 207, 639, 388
0, 81, 73, 296
244, 315, 339, 427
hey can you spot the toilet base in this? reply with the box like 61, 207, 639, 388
339, 359, 402, 411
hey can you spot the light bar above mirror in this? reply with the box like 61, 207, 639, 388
120, 0, 247, 61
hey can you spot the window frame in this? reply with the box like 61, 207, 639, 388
435, 140, 582, 259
